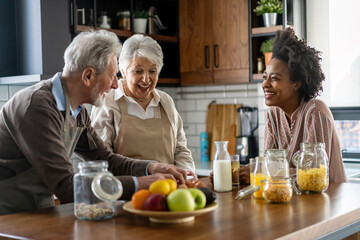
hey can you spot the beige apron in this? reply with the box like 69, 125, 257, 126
0, 77, 94, 215
114, 97, 175, 164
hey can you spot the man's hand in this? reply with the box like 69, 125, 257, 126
147, 162, 195, 185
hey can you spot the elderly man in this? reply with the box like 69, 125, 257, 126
0, 30, 190, 215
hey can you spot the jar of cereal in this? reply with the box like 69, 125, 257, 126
263, 178, 293, 203
74, 161, 123, 220
292, 142, 329, 194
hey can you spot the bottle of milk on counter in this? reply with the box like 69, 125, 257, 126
213, 141, 232, 192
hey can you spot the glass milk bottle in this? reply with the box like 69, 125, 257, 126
213, 141, 232, 192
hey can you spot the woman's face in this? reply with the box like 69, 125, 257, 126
122, 56, 159, 100
262, 58, 301, 113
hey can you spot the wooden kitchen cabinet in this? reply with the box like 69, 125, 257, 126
179, 0, 249, 86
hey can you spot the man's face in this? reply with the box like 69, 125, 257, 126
91, 55, 118, 107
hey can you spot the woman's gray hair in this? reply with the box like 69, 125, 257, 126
63, 30, 122, 75
119, 34, 163, 76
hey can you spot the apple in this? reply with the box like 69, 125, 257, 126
166, 189, 195, 212
143, 193, 168, 211
188, 188, 207, 210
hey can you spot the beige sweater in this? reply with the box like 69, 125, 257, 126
264, 98, 347, 183
91, 87, 195, 172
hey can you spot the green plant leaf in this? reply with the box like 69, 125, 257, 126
260, 38, 275, 54
253, 0, 283, 16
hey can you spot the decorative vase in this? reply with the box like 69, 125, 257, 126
264, 52, 273, 67
133, 18, 147, 33
262, 13, 277, 27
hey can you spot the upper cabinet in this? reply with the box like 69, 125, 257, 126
179, 0, 249, 86
249, 0, 306, 82
70, 0, 180, 85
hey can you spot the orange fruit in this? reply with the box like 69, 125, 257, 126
131, 189, 151, 210
165, 179, 177, 193
149, 180, 171, 196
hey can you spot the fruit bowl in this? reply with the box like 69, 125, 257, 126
123, 202, 218, 223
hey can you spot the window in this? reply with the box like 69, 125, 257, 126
331, 107, 360, 161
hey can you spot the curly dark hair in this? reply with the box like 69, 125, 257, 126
272, 28, 325, 101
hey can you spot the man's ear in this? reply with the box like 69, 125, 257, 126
82, 67, 96, 87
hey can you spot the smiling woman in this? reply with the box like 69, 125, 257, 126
262, 28, 347, 183
90, 34, 195, 174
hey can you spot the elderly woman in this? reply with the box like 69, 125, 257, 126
91, 34, 195, 174
263, 28, 347, 183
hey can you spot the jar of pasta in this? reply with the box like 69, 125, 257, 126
263, 178, 293, 203
74, 161, 123, 220
292, 142, 329, 194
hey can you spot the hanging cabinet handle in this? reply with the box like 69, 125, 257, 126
204, 45, 210, 69
214, 44, 219, 68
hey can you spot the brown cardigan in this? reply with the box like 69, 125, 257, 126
0, 79, 151, 202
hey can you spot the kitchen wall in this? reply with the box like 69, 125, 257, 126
160, 83, 267, 163
0, 85, 28, 109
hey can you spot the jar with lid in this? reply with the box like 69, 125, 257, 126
257, 57, 264, 74
263, 178, 293, 203
292, 142, 329, 194
213, 141, 232, 192
74, 161, 123, 221
117, 11, 130, 30
264, 149, 289, 179
251, 156, 267, 199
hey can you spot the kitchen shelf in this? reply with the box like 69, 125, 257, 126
157, 78, 179, 84
248, 0, 306, 82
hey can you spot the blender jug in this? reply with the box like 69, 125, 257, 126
236, 107, 258, 164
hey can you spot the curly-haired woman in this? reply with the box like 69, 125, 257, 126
263, 28, 347, 182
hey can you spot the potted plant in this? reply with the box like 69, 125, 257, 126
133, 8, 148, 33
260, 38, 274, 67
253, 0, 283, 27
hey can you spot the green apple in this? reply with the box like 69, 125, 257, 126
166, 189, 195, 212
188, 188, 207, 210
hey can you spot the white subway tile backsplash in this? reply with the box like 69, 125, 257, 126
247, 83, 260, 90
0, 86, 9, 101
196, 99, 213, 111
205, 92, 226, 99
0, 101, 6, 109
238, 98, 258, 107
9, 85, 27, 97
178, 111, 187, 122
247, 90, 259, 97
183, 123, 196, 136
187, 136, 200, 148
205, 85, 225, 92
187, 111, 206, 123
196, 124, 206, 134
225, 84, 247, 91
177, 99, 196, 111
226, 91, 247, 98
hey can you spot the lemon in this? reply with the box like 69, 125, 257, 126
149, 180, 171, 196
165, 179, 177, 193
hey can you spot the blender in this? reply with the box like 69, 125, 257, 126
235, 107, 258, 164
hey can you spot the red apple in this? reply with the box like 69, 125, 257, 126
143, 193, 168, 211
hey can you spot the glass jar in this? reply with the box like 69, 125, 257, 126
263, 178, 293, 203
213, 141, 232, 192
251, 156, 267, 199
74, 161, 123, 221
265, 149, 289, 179
292, 142, 329, 194
117, 11, 130, 30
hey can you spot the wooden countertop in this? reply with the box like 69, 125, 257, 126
1, 183, 360, 240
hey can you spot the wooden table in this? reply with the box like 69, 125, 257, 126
1, 183, 360, 240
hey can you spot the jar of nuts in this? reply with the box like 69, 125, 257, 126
74, 161, 123, 220
263, 178, 293, 203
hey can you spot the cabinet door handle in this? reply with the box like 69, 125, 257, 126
204, 45, 210, 69
214, 44, 219, 68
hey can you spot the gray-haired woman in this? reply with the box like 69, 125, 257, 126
91, 34, 196, 176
